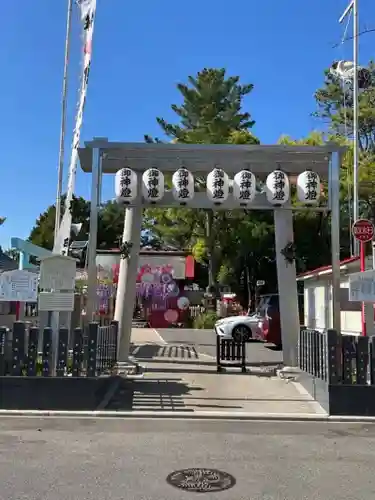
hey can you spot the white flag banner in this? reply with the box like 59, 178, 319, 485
54, 0, 96, 254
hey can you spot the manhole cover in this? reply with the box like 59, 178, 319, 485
166, 468, 236, 493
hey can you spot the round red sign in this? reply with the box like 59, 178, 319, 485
352, 219, 375, 242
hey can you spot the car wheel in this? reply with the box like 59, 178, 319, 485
232, 325, 252, 342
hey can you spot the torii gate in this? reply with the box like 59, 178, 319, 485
78, 139, 344, 368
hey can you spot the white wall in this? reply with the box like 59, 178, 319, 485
303, 274, 361, 336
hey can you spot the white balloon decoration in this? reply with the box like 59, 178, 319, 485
265, 170, 290, 205
206, 168, 229, 204
177, 296, 190, 310
115, 168, 137, 204
297, 170, 320, 205
142, 168, 164, 202
172, 168, 195, 204
233, 169, 256, 205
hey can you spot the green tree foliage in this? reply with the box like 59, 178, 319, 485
29, 197, 160, 252
314, 61, 375, 152
29, 195, 90, 250
29, 197, 125, 250
144, 68, 260, 297
314, 62, 375, 253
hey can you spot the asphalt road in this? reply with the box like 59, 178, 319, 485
1, 418, 375, 499
156, 328, 283, 366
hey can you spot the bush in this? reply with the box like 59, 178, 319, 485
193, 311, 218, 329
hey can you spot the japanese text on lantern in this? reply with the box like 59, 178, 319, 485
119, 169, 132, 198
273, 171, 286, 201
177, 169, 190, 199
239, 171, 253, 200
212, 169, 225, 199
305, 171, 318, 201
147, 169, 160, 198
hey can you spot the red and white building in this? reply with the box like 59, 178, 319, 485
297, 256, 374, 336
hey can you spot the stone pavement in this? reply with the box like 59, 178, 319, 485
127, 328, 325, 415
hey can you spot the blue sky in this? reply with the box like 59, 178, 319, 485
0, 0, 374, 249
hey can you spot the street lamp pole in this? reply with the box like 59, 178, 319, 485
339, 0, 359, 255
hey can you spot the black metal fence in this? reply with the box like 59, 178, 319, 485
216, 337, 246, 373
298, 327, 375, 415
0, 320, 118, 378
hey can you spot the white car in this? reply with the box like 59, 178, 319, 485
215, 313, 262, 342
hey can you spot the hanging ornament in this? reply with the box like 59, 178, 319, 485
172, 168, 195, 204
115, 168, 137, 204
297, 170, 321, 205
265, 170, 290, 205
142, 168, 164, 203
206, 168, 229, 205
233, 169, 256, 205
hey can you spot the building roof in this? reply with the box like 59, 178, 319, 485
0, 252, 18, 271
296, 256, 360, 281
78, 140, 345, 177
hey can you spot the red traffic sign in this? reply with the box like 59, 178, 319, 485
352, 219, 375, 242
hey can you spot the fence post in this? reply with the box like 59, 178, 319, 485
27, 327, 39, 376
111, 320, 119, 369
327, 329, 341, 385
87, 322, 98, 377
298, 326, 304, 371
342, 335, 354, 384
11, 322, 26, 376
0, 326, 7, 376
241, 340, 246, 373
57, 328, 69, 377
42, 327, 52, 377
356, 336, 368, 385
216, 336, 222, 372
72, 327, 83, 377
0, 327, 6, 376
371, 337, 375, 385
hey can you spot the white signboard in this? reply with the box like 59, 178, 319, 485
38, 291, 75, 312
39, 255, 76, 291
0, 270, 38, 302
349, 269, 375, 302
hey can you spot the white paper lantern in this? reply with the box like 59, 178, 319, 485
206, 168, 229, 204
115, 168, 137, 204
142, 168, 164, 202
172, 168, 195, 204
297, 170, 321, 205
233, 169, 256, 205
265, 170, 290, 205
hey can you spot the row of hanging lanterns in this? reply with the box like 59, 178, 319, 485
115, 167, 321, 206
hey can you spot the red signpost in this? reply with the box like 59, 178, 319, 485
352, 219, 375, 336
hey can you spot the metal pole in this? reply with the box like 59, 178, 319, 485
353, 0, 360, 255
114, 195, 142, 365
54, 0, 73, 243
330, 151, 342, 333
86, 148, 101, 322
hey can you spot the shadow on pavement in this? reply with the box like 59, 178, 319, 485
106, 378, 253, 412
130, 344, 199, 360
144, 366, 280, 377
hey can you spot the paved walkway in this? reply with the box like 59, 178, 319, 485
128, 328, 325, 415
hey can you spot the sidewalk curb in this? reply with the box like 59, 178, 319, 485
1, 409, 374, 423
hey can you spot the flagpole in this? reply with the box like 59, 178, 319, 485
54, 0, 74, 244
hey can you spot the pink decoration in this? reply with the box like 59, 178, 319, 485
164, 309, 179, 323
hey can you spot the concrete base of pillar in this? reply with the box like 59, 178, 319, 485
277, 366, 302, 380
113, 359, 144, 378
